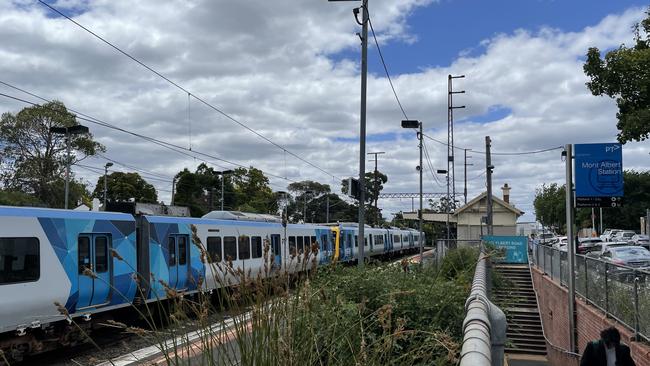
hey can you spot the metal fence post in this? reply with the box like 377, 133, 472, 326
584, 257, 589, 300
550, 249, 553, 279
605, 262, 609, 315
560, 252, 563, 284
634, 272, 640, 341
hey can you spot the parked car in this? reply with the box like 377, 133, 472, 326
612, 231, 636, 242
630, 234, 649, 248
599, 241, 629, 255
600, 229, 622, 242
577, 237, 603, 254
538, 232, 556, 246
552, 236, 568, 251
600, 246, 650, 269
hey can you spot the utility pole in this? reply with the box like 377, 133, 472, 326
463, 149, 472, 205
328, 0, 368, 268
368, 151, 385, 226
171, 177, 177, 206
419, 121, 423, 261
564, 144, 577, 353
326, 195, 330, 223
485, 136, 494, 236
49, 124, 89, 209
448, 74, 466, 225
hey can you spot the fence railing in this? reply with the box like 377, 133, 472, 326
531, 244, 650, 341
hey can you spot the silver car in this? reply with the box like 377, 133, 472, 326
601, 246, 650, 269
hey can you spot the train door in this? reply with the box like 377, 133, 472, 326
271, 234, 281, 269
168, 235, 190, 290
77, 234, 111, 309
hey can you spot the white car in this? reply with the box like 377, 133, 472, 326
599, 241, 629, 255
613, 231, 636, 242
552, 236, 568, 251
601, 229, 622, 242
631, 234, 650, 248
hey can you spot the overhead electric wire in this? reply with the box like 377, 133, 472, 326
422, 133, 562, 156
368, 17, 408, 120
36, 0, 340, 181
0, 89, 300, 185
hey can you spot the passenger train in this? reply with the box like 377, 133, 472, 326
0, 205, 423, 362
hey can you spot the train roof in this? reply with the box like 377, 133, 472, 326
202, 210, 282, 223
0, 205, 135, 221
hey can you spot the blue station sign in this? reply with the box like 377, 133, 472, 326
483, 235, 528, 264
574, 143, 623, 208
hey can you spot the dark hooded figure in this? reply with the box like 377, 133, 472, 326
580, 327, 636, 366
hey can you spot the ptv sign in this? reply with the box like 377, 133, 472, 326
574, 143, 623, 208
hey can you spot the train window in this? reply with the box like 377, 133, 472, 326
369, 235, 372, 248
304, 236, 311, 252
178, 236, 188, 266
354, 235, 359, 248
403, 235, 409, 243
297, 236, 304, 253
238, 235, 250, 260
251, 237, 262, 259
78, 236, 91, 274
95, 236, 109, 273
394, 235, 400, 243
207, 237, 222, 263
168, 236, 176, 266
289, 236, 296, 254
224, 236, 237, 261
0, 237, 40, 285
311, 236, 317, 250
320, 235, 328, 250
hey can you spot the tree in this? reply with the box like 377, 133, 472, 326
533, 183, 566, 232
583, 9, 650, 143
340, 171, 388, 226
534, 171, 650, 233
0, 101, 104, 208
92, 172, 157, 204
231, 167, 277, 214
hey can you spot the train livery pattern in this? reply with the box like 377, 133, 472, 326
0, 206, 423, 360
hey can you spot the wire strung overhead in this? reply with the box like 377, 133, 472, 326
37, 0, 340, 181
0, 88, 299, 185
422, 133, 563, 156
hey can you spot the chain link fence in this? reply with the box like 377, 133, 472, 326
531, 244, 650, 341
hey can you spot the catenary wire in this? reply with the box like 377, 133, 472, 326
36, 0, 340, 181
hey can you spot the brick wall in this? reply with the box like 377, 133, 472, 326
532, 267, 650, 366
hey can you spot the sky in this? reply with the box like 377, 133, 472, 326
0, 0, 648, 222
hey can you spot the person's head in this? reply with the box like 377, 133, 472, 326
600, 327, 621, 348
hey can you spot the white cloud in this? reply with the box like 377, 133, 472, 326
0, 1, 647, 223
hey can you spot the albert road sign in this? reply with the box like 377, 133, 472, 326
574, 143, 623, 208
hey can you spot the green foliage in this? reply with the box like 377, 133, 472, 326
92, 171, 158, 204
583, 8, 650, 143
173, 164, 278, 217
0, 190, 43, 206
0, 101, 104, 208
533, 183, 566, 232
339, 170, 389, 226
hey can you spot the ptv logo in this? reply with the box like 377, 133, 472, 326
605, 145, 620, 153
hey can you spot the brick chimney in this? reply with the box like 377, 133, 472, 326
501, 183, 511, 203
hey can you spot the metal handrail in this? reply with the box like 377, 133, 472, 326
459, 251, 492, 366
459, 248, 506, 366
532, 244, 649, 342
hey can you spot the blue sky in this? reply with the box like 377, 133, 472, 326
334, 0, 648, 74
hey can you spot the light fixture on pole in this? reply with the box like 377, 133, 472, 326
329, 0, 368, 268
104, 162, 113, 209
216, 170, 234, 211
401, 119, 424, 263
49, 124, 89, 209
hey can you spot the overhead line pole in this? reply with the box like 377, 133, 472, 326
485, 136, 494, 236
368, 151, 385, 226
448, 74, 465, 241
357, 0, 369, 268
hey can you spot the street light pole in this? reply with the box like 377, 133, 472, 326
402, 119, 423, 263
104, 162, 113, 208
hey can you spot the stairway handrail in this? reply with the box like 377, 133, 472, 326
459, 250, 493, 366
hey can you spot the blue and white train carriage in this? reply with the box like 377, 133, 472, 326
0, 205, 422, 362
